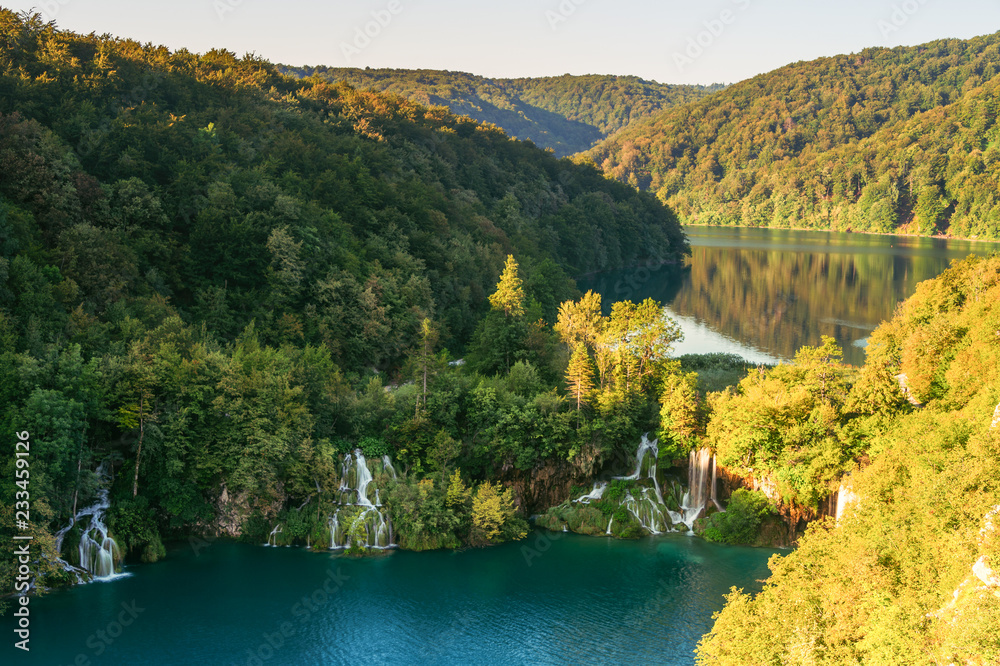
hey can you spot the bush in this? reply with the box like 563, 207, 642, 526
239, 511, 271, 544
107, 495, 162, 561
359, 436, 390, 457
701, 489, 776, 545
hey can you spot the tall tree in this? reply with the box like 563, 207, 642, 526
416, 317, 439, 410
555, 290, 604, 350
116, 341, 158, 497
565, 342, 595, 415
488, 255, 525, 318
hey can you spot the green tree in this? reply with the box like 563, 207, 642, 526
471, 480, 517, 541
488, 255, 525, 318
445, 468, 471, 508
565, 342, 595, 413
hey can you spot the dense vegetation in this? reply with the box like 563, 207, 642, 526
590, 33, 1000, 239
0, 10, 690, 597
280, 67, 723, 156
697, 255, 1000, 664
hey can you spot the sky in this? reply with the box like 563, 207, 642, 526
9, 0, 1000, 84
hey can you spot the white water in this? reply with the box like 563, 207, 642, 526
679, 447, 714, 531
835, 482, 859, 523
605, 434, 703, 534
382, 455, 397, 479
56, 462, 123, 580
266, 523, 283, 547
574, 482, 607, 504
328, 450, 395, 550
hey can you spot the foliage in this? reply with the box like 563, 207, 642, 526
658, 371, 702, 457
676, 353, 758, 393
445, 469, 471, 508
471, 480, 521, 542
565, 342, 595, 412
279, 67, 723, 156
700, 489, 775, 545
591, 34, 1000, 239
707, 336, 855, 507
488, 255, 526, 318
697, 255, 1000, 663
0, 8, 693, 597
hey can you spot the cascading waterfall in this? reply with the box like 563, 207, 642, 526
552, 435, 723, 536
328, 449, 395, 550
266, 523, 283, 547
55, 461, 124, 580
382, 455, 397, 479
610, 434, 676, 534
679, 447, 714, 531
574, 482, 607, 503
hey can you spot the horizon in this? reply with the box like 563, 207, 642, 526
4, 1, 1000, 85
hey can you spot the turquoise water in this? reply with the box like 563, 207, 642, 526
8, 533, 776, 665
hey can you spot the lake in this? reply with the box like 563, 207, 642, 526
8, 534, 775, 665
580, 227, 1000, 366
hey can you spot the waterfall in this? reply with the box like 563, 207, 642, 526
835, 482, 859, 523
328, 449, 396, 550
679, 447, 713, 531
382, 455, 397, 478
56, 461, 125, 581
266, 523, 283, 547
709, 454, 725, 512
574, 482, 607, 504
622, 488, 669, 534
616, 434, 658, 481
560, 436, 723, 536
355, 450, 373, 507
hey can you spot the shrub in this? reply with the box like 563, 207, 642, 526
701, 489, 776, 545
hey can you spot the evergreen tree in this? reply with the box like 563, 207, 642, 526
565, 342, 595, 413
488, 255, 525, 318
445, 469, 470, 508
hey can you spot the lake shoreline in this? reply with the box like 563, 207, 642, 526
681, 222, 1000, 245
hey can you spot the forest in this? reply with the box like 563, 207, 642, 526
1, 9, 998, 664
0, 9, 689, 594
698, 255, 1000, 664
279, 66, 723, 156
590, 33, 1000, 240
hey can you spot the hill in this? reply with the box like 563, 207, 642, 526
279, 66, 723, 156
589, 33, 1000, 239
0, 9, 690, 585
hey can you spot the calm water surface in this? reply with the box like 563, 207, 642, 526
8, 534, 775, 665
581, 227, 1000, 365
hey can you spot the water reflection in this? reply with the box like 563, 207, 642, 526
580, 227, 1000, 366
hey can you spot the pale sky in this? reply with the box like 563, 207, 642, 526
9, 0, 1000, 84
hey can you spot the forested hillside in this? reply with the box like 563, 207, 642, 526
280, 66, 723, 156
590, 33, 1000, 239
697, 255, 1000, 664
0, 9, 689, 589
